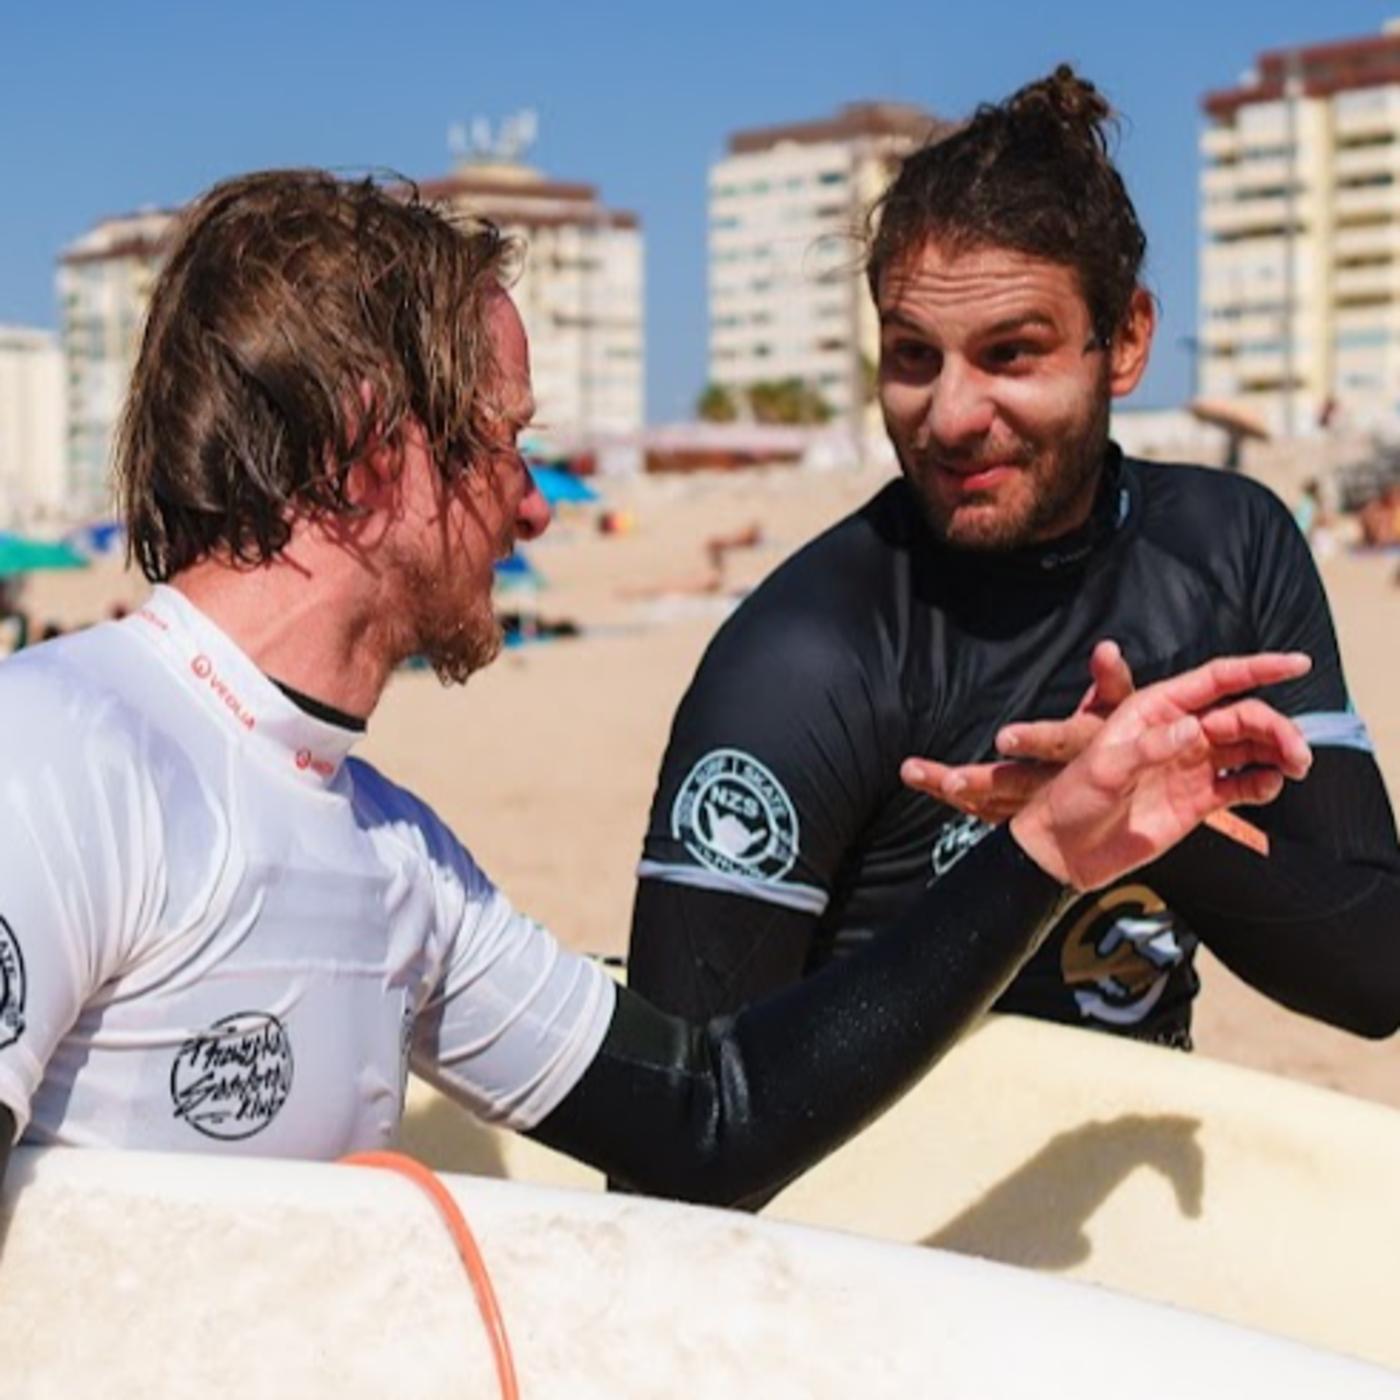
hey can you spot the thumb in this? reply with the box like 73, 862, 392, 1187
1088, 639, 1134, 711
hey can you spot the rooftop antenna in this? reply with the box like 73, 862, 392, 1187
447, 109, 540, 165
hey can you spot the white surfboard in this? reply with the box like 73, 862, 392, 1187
399, 1013, 1400, 1373
0, 1144, 1394, 1398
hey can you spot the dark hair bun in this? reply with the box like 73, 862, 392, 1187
1007, 64, 1113, 151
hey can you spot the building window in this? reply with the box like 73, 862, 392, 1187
1335, 329, 1390, 349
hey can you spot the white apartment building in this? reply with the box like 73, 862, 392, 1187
419, 158, 645, 445
53, 158, 643, 513
0, 326, 66, 525
1199, 22, 1400, 435
708, 103, 943, 432
57, 208, 171, 517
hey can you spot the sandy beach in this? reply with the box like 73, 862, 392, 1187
18, 460, 1400, 1109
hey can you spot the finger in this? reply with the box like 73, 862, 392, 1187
996, 713, 1098, 764
1199, 701, 1312, 779
1132, 653, 1311, 721
1214, 767, 1286, 810
901, 758, 998, 803
1087, 639, 1134, 711
1206, 741, 1300, 775
902, 758, 1047, 807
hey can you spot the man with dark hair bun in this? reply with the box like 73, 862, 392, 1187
628, 68, 1400, 1083
0, 167, 1311, 1205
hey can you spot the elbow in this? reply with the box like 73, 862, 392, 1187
1343, 1003, 1400, 1041
1300, 991, 1400, 1041
619, 1162, 773, 1211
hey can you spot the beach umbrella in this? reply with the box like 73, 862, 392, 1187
529, 465, 600, 506
493, 550, 544, 591
1188, 398, 1271, 442
0, 533, 89, 577
65, 520, 126, 557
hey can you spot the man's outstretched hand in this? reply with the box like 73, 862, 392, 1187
902, 640, 1135, 823
1007, 653, 1313, 891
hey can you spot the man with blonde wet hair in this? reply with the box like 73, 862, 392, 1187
0, 168, 1314, 1205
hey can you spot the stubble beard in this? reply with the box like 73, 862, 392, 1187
401, 558, 502, 687
908, 383, 1112, 553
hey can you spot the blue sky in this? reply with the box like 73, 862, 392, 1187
2, 1, 1393, 419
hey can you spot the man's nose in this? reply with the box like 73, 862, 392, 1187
516, 474, 552, 541
924, 362, 995, 449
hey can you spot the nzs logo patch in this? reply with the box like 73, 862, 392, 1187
672, 749, 799, 882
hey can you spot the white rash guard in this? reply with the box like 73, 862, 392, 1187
0, 586, 615, 1156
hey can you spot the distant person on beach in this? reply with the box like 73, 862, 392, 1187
0, 583, 28, 657
0, 169, 1310, 1203
1293, 479, 1336, 559
1359, 482, 1400, 549
628, 68, 1400, 1081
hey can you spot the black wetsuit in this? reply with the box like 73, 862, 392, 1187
627, 448, 1400, 1046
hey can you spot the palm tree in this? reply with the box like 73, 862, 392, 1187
696, 382, 740, 422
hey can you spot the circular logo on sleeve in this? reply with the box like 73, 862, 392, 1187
0, 916, 26, 1050
170, 1012, 294, 1140
671, 748, 799, 882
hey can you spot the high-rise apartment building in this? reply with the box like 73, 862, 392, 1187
708, 103, 943, 432
54, 152, 643, 515
57, 209, 171, 517
1199, 22, 1400, 434
419, 156, 644, 444
0, 326, 66, 524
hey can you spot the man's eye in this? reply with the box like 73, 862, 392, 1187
985, 342, 1037, 369
887, 341, 937, 371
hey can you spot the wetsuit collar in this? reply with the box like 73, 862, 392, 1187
127, 585, 361, 790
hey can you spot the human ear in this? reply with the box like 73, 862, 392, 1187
342, 380, 403, 509
1108, 288, 1156, 398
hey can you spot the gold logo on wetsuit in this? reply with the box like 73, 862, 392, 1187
1060, 885, 1189, 1026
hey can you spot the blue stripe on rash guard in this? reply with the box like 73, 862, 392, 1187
1295, 710, 1374, 754
636, 860, 830, 916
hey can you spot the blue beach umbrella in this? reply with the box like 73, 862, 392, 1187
65, 520, 126, 557
493, 550, 543, 591
529, 465, 600, 507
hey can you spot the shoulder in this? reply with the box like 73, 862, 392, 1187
703, 479, 920, 678
345, 759, 488, 891
1129, 458, 1300, 570
1133, 458, 1293, 533
0, 629, 153, 773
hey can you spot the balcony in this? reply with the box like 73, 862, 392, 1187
1334, 144, 1400, 184
1197, 310, 1295, 349
1333, 263, 1398, 305
1334, 183, 1400, 223
1333, 221, 1400, 261
1203, 196, 1297, 239
1334, 98, 1400, 144
1201, 125, 1240, 162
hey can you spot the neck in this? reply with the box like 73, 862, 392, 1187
171, 533, 405, 721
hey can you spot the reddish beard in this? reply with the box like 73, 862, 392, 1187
906, 383, 1111, 552
400, 557, 502, 685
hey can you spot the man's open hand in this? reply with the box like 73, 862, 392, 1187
901, 640, 1135, 823
1007, 653, 1312, 891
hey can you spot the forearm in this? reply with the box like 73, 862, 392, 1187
1146, 748, 1400, 1038
1149, 825, 1400, 1037
532, 829, 1068, 1206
